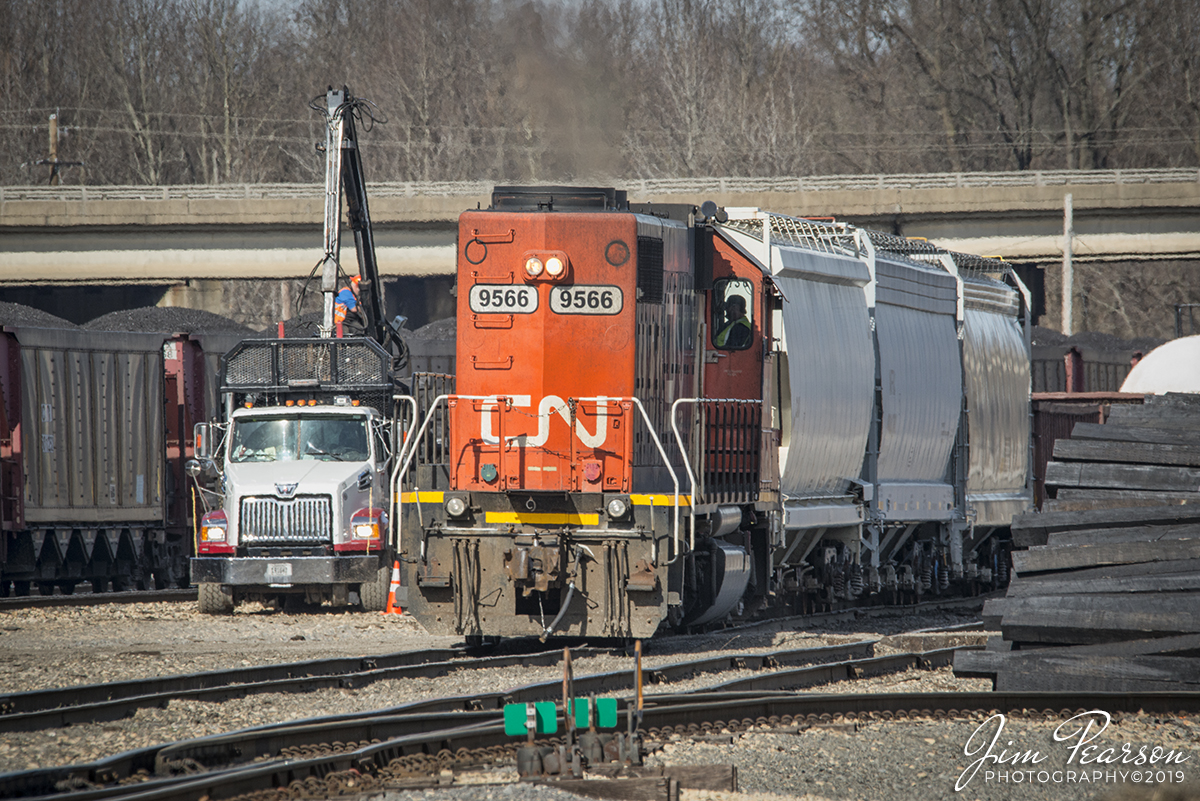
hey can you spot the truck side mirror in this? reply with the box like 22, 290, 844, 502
194, 422, 212, 459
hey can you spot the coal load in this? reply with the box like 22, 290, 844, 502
955, 393, 1200, 692
1031, 328, 1166, 393
406, 316, 455, 341
85, 306, 255, 335
0, 302, 80, 329
406, 316, 455, 374
275, 313, 323, 339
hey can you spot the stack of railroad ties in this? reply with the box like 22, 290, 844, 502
954, 392, 1200, 691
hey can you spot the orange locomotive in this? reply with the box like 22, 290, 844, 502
394, 185, 1030, 641
396, 187, 778, 640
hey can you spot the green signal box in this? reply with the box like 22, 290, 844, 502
503, 701, 557, 736
573, 697, 619, 729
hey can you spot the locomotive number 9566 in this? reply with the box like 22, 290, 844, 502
550, 285, 623, 315
468, 285, 539, 313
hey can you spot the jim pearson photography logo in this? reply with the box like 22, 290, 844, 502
955, 710, 1191, 791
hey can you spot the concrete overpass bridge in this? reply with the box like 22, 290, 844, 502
1, 168, 1198, 328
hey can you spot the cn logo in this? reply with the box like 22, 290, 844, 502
480, 395, 609, 448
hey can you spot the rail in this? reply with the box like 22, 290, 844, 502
389, 393, 417, 548
575, 396, 681, 565
670, 397, 764, 551
388, 395, 682, 564
388, 393, 452, 555
3, 167, 1197, 204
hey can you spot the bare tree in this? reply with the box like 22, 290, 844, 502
90, 0, 187, 184
1048, 0, 1159, 170
179, 0, 299, 184
2, 0, 1198, 186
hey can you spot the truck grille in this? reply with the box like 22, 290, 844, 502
239, 495, 333, 544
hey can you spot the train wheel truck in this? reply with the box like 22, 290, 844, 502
185, 87, 421, 614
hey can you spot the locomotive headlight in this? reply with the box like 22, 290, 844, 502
544, 255, 565, 277
445, 495, 468, 518
606, 496, 629, 519
524, 256, 544, 277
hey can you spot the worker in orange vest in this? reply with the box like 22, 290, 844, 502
334, 275, 360, 325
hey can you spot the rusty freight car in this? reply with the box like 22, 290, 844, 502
0, 324, 235, 595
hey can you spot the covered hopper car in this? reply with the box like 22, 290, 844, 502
392, 186, 1032, 640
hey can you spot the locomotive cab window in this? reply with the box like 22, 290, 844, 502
712, 279, 754, 350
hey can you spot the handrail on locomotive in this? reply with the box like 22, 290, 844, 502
390, 394, 683, 565
670, 397, 763, 553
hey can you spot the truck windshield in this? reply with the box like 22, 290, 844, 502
230, 416, 370, 463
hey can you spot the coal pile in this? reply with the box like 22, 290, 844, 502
1031, 325, 1165, 353
1062, 329, 1166, 355
406, 316, 455, 340
955, 393, 1200, 692
276, 313, 323, 339
0, 302, 80, 329
1030, 325, 1067, 347
405, 316, 455, 374
85, 306, 255, 335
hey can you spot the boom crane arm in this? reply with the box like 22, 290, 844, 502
317, 86, 401, 365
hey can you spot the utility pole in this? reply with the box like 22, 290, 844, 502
1062, 193, 1074, 336
46, 113, 61, 185
36, 111, 83, 185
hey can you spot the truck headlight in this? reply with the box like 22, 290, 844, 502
200, 510, 228, 541
353, 523, 380, 539
350, 508, 385, 540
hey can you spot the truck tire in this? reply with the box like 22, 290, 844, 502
360, 560, 392, 612
198, 582, 235, 615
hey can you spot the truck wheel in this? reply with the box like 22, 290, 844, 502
360, 561, 392, 612
198, 583, 235, 615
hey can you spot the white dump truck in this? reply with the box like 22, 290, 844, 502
188, 337, 403, 613
187, 87, 421, 613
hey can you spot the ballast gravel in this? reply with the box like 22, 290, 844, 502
1, 601, 1197, 801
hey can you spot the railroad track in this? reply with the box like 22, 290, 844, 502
1, 623, 998, 800
0, 640, 604, 732
10, 671, 1200, 801
0, 599, 995, 799
0, 600, 985, 735
0, 588, 197, 611
712, 592, 999, 637
0, 583, 993, 616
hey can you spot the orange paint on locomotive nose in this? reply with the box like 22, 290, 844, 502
452, 210, 640, 494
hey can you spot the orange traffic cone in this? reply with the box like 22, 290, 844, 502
383, 560, 404, 615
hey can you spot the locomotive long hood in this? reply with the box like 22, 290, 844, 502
225, 460, 367, 498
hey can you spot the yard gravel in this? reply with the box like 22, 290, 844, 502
1, 602, 1197, 801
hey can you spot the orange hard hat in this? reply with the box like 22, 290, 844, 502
350, 275, 361, 286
